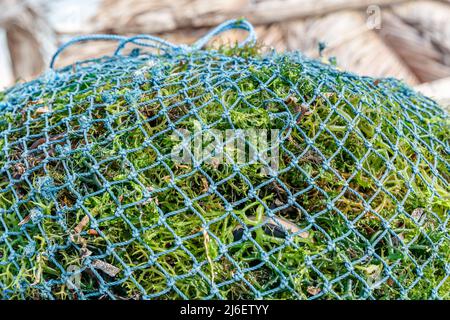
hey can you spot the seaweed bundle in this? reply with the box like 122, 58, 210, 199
0, 20, 448, 300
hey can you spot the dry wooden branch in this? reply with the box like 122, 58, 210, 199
285, 11, 419, 84
0, 0, 56, 83
91, 0, 413, 34
379, 1, 450, 82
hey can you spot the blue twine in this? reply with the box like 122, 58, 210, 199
50, 18, 256, 69
0, 17, 448, 301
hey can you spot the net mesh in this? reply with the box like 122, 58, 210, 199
0, 19, 449, 300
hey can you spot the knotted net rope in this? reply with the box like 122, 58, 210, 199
0, 19, 448, 300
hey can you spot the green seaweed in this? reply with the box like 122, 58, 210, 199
0, 44, 448, 300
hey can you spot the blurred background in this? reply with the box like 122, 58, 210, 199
1, 0, 450, 109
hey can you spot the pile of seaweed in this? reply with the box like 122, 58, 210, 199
0, 41, 448, 300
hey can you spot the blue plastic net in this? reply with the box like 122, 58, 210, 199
0, 19, 448, 300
